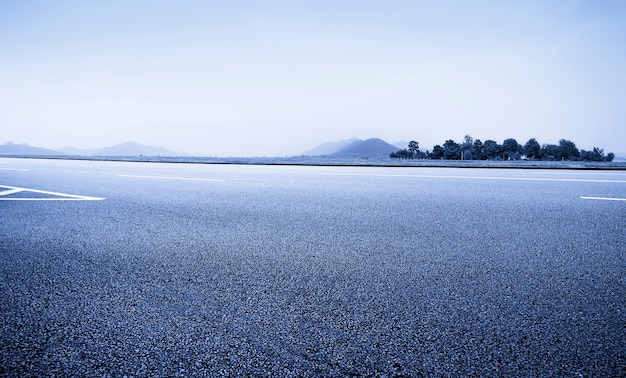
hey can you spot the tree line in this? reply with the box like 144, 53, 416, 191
390, 136, 615, 162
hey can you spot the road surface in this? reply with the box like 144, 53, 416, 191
1, 158, 625, 376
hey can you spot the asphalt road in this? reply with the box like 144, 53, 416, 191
1, 158, 625, 377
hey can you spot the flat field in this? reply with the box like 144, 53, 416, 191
1, 158, 625, 376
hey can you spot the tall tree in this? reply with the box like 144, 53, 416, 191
501, 138, 521, 160
541, 144, 560, 160
461, 135, 474, 160
443, 140, 461, 160
482, 140, 501, 160
473, 139, 484, 160
431, 145, 445, 159
408, 141, 419, 158
463, 135, 474, 148
523, 138, 541, 160
558, 139, 580, 160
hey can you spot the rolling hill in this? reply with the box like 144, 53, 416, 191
0, 143, 61, 156
303, 138, 398, 157
88, 141, 186, 156
1, 141, 186, 157
334, 138, 398, 156
301, 138, 360, 156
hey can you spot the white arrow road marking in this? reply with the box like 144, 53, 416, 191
0, 185, 105, 201
0, 187, 25, 196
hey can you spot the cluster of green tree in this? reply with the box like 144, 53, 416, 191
390, 136, 614, 162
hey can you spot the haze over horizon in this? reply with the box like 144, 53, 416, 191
2, 1, 625, 157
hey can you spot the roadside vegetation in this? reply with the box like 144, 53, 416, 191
391, 136, 615, 162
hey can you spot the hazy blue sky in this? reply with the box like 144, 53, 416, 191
2, 1, 625, 156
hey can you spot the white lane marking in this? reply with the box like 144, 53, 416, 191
0, 168, 28, 171
118, 174, 225, 182
55, 163, 101, 167
270, 171, 626, 183
0, 187, 24, 196
580, 196, 626, 202
0, 198, 103, 201
0, 185, 105, 201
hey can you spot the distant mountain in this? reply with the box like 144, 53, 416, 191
302, 138, 361, 156
1, 141, 186, 157
393, 140, 409, 150
303, 138, 398, 157
0, 142, 60, 156
59, 141, 185, 156
89, 141, 186, 156
333, 138, 398, 156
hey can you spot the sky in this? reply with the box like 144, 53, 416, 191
1, 0, 625, 157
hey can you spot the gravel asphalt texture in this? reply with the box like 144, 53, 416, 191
1, 159, 625, 377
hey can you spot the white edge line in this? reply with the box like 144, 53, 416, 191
118, 174, 225, 182
0, 168, 28, 171
270, 171, 626, 183
580, 196, 626, 202
0, 185, 105, 201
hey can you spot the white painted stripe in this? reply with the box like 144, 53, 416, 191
0, 185, 104, 201
55, 163, 100, 167
118, 174, 225, 182
580, 196, 626, 202
0, 188, 24, 196
0, 198, 104, 201
272, 171, 626, 183
0, 168, 28, 171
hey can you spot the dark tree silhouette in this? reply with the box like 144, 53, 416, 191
482, 140, 501, 160
431, 145, 445, 159
524, 138, 541, 160
541, 144, 559, 160
501, 138, 521, 160
390, 149, 413, 159
391, 140, 422, 159
473, 139, 483, 160
443, 140, 461, 160
461, 135, 474, 160
390, 136, 614, 162
580, 147, 614, 162
408, 141, 419, 158
558, 139, 580, 160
